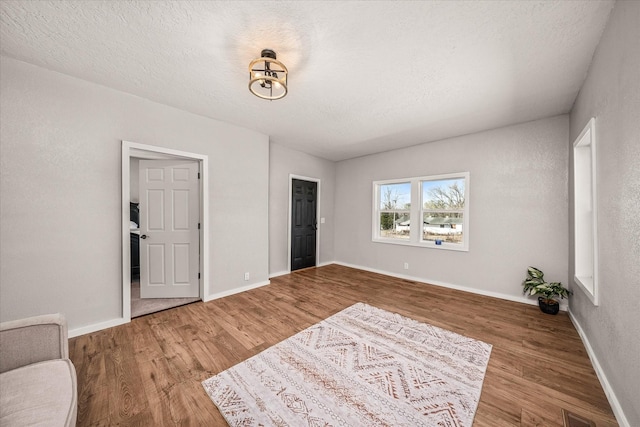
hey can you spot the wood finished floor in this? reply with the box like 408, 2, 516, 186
69, 264, 618, 426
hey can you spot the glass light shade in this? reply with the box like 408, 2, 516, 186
248, 55, 288, 100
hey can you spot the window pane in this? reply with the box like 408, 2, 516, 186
379, 212, 410, 240
373, 173, 468, 250
422, 212, 463, 244
379, 182, 411, 210
422, 178, 465, 210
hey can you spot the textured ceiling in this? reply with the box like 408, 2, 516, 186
0, 1, 614, 161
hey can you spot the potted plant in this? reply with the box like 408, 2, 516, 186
522, 266, 572, 315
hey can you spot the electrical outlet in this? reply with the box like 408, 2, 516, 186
244, 272, 250, 281
404, 262, 409, 270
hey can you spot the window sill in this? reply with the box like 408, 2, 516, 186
372, 238, 468, 252
574, 275, 599, 306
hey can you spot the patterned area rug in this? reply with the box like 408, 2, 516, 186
202, 303, 492, 426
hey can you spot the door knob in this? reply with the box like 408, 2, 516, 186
140, 234, 148, 239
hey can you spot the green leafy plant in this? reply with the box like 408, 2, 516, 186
522, 266, 572, 304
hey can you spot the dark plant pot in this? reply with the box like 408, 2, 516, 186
538, 297, 560, 315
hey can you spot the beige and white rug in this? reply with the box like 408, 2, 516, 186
202, 302, 492, 426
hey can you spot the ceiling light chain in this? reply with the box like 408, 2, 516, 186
248, 49, 288, 100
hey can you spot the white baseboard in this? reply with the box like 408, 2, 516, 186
332, 261, 541, 308
568, 310, 630, 427
326, 262, 625, 422
203, 280, 270, 302
69, 280, 270, 337
269, 270, 289, 279
69, 317, 129, 338
269, 261, 334, 279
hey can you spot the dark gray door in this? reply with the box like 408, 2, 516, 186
291, 179, 317, 271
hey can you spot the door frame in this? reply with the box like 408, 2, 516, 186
121, 140, 209, 321
288, 174, 321, 272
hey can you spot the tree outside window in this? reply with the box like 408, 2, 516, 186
378, 182, 410, 240
422, 178, 465, 244
373, 173, 468, 251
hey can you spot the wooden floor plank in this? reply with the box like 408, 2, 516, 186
69, 264, 619, 426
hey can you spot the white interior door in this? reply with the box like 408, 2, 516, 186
139, 160, 200, 298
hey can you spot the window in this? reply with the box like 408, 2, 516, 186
573, 118, 599, 305
377, 181, 411, 240
373, 172, 469, 251
421, 177, 465, 245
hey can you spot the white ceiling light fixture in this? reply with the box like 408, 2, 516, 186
248, 49, 288, 100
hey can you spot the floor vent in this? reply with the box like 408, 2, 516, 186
562, 409, 596, 427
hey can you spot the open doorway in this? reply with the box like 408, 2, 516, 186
122, 141, 209, 321
129, 158, 200, 317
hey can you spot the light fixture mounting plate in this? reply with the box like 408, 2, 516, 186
261, 49, 277, 59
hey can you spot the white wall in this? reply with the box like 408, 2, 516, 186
0, 57, 270, 332
569, 1, 640, 425
334, 116, 569, 303
269, 143, 335, 276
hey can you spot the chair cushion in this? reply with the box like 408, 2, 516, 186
0, 359, 77, 427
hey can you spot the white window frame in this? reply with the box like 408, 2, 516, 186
372, 178, 413, 243
372, 172, 469, 251
573, 118, 599, 305
420, 173, 469, 251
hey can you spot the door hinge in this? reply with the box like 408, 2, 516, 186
198, 223, 201, 230
198, 172, 200, 179
198, 273, 201, 279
